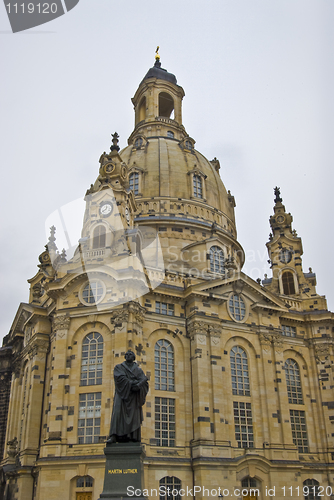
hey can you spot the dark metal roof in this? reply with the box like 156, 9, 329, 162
141, 60, 177, 85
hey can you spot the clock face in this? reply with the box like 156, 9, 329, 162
104, 162, 115, 174
276, 215, 285, 223
279, 249, 292, 264
99, 202, 113, 217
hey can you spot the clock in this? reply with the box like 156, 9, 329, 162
125, 207, 130, 225
276, 215, 285, 223
104, 162, 115, 174
99, 201, 113, 217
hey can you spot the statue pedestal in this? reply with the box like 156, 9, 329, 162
98, 442, 146, 500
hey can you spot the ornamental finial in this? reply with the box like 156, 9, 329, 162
110, 132, 120, 152
154, 46, 161, 68
274, 186, 282, 204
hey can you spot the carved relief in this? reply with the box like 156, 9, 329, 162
272, 333, 283, 354
315, 343, 330, 363
188, 321, 210, 345
259, 332, 272, 352
188, 321, 208, 338
53, 315, 70, 332
28, 339, 49, 360
258, 330, 283, 353
7, 437, 18, 459
111, 308, 130, 324
127, 301, 146, 324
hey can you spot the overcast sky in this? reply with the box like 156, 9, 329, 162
1, 0, 333, 344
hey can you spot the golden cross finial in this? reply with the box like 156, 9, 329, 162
155, 46, 160, 60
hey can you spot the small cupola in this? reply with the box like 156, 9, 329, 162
128, 48, 187, 144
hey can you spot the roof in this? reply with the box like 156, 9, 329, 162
141, 60, 177, 85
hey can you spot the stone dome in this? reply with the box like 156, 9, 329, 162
120, 138, 237, 237
120, 58, 245, 271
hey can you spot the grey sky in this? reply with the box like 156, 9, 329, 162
1, 0, 333, 343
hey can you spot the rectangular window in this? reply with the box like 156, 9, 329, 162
155, 397, 175, 447
282, 325, 297, 337
78, 393, 101, 444
290, 409, 308, 453
193, 175, 202, 198
155, 301, 174, 316
129, 172, 139, 195
233, 401, 254, 448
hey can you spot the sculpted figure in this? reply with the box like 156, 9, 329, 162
108, 350, 149, 443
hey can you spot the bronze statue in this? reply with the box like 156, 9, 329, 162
107, 350, 149, 444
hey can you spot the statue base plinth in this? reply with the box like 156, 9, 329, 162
98, 442, 146, 500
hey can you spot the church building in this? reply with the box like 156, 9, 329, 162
1, 54, 334, 500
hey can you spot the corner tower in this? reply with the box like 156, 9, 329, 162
263, 187, 327, 311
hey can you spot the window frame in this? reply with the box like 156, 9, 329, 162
155, 301, 174, 316
78, 392, 102, 445
284, 358, 303, 404
228, 293, 247, 322
155, 397, 176, 447
80, 332, 104, 386
159, 477, 181, 500
280, 270, 297, 295
290, 409, 308, 453
79, 280, 106, 306
92, 225, 106, 249
282, 325, 297, 337
209, 245, 225, 274
129, 172, 140, 195
155, 339, 175, 391
233, 401, 254, 449
230, 346, 250, 396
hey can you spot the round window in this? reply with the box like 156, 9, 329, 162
81, 281, 105, 305
228, 293, 246, 321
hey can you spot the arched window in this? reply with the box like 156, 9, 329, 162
134, 137, 143, 148
285, 358, 303, 404
209, 246, 225, 274
230, 346, 250, 396
193, 174, 202, 198
129, 172, 139, 195
159, 477, 181, 500
92, 225, 106, 249
241, 477, 259, 499
81, 332, 103, 386
155, 339, 174, 391
138, 96, 146, 122
76, 476, 93, 488
185, 140, 193, 150
167, 130, 174, 138
282, 271, 296, 295
303, 479, 320, 500
159, 92, 174, 118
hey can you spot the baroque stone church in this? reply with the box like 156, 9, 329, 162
1, 54, 334, 500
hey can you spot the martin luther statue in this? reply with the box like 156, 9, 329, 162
107, 350, 149, 444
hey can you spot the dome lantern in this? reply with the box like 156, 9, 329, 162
129, 55, 186, 144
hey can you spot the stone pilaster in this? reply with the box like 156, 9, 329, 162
46, 314, 70, 444
188, 320, 212, 442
